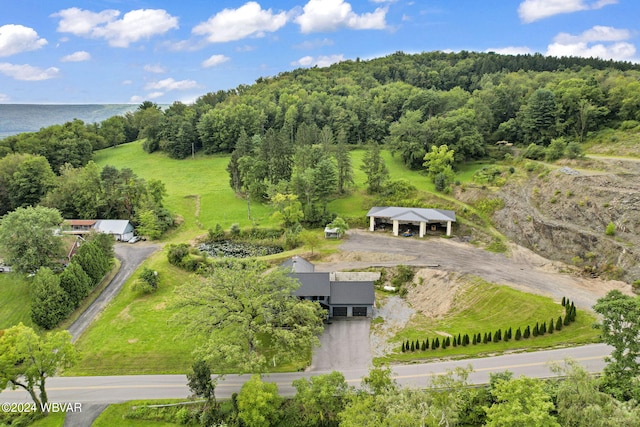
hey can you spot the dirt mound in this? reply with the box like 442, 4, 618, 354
407, 269, 470, 318
323, 251, 414, 264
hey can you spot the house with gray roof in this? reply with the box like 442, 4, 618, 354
281, 257, 378, 318
366, 206, 456, 237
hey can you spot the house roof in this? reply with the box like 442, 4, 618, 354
93, 220, 133, 235
330, 281, 375, 305
366, 206, 456, 223
280, 256, 315, 273
290, 272, 331, 297
65, 219, 97, 226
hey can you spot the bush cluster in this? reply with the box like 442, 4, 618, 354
31, 234, 114, 329
401, 296, 578, 353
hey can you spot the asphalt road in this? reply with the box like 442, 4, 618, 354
66, 242, 158, 342
0, 343, 612, 404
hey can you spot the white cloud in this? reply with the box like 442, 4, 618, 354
145, 77, 197, 91
193, 2, 288, 43
486, 46, 533, 55
547, 41, 636, 61
129, 95, 144, 103
0, 93, 10, 102
546, 25, 636, 61
236, 45, 256, 52
202, 54, 230, 68
295, 0, 387, 33
52, 7, 178, 47
144, 64, 166, 73
291, 54, 345, 67
146, 91, 164, 99
553, 25, 631, 44
294, 38, 334, 49
0, 24, 48, 57
518, 0, 617, 23
60, 51, 91, 62
0, 63, 60, 81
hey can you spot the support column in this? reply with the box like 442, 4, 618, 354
369, 216, 375, 231
419, 221, 426, 238
446, 221, 452, 236
392, 220, 399, 236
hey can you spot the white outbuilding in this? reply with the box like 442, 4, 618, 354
366, 206, 456, 237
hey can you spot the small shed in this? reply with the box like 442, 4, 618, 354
324, 226, 342, 239
366, 206, 456, 237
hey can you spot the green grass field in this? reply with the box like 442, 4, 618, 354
0, 273, 33, 329
66, 249, 200, 376
376, 278, 599, 364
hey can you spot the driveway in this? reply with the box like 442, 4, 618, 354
316, 230, 630, 310
310, 318, 372, 371
66, 242, 158, 342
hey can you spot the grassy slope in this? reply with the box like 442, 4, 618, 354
66, 250, 200, 375
377, 279, 599, 364
0, 273, 32, 329
93, 141, 273, 242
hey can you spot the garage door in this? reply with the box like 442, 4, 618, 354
352, 307, 368, 317
333, 307, 347, 317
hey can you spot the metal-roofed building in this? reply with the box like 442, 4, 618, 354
281, 257, 377, 318
63, 219, 135, 241
366, 206, 456, 237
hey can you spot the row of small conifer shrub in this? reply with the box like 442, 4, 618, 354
401, 296, 577, 353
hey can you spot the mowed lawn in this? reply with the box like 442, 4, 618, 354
93, 141, 273, 242
67, 249, 201, 375
377, 279, 600, 364
0, 273, 33, 329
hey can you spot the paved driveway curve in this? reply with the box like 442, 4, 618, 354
67, 242, 158, 342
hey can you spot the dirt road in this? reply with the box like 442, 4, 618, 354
314, 229, 629, 310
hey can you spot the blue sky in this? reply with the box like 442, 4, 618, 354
0, 0, 638, 104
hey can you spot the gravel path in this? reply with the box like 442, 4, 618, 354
315, 229, 630, 311
370, 296, 414, 357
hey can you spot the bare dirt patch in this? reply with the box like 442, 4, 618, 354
323, 251, 414, 264
407, 269, 470, 318
371, 296, 414, 357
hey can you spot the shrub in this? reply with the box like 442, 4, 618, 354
167, 243, 191, 266
230, 223, 241, 237
515, 328, 522, 340
523, 143, 546, 160
605, 221, 616, 236
132, 267, 159, 294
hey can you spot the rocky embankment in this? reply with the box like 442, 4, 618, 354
491, 158, 640, 283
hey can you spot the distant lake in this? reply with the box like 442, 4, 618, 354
0, 104, 140, 139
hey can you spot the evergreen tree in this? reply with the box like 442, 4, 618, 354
402, 342, 406, 353
488, 331, 492, 342
410, 341, 415, 352
415, 339, 420, 350
472, 334, 477, 345
360, 142, 389, 194
431, 338, 436, 350
562, 296, 566, 306
435, 338, 440, 349
494, 329, 501, 342
533, 323, 539, 336
453, 337, 457, 347
477, 333, 482, 343
564, 313, 570, 326
549, 318, 554, 334
457, 333, 462, 346
524, 326, 531, 338
421, 340, 427, 351
406, 339, 410, 350
483, 333, 488, 344
541, 322, 547, 334
515, 327, 522, 340
556, 316, 563, 331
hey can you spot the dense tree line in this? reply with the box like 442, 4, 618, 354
0, 153, 172, 235
30, 232, 114, 329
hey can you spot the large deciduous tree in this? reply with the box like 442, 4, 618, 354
174, 263, 325, 372
0, 324, 77, 414
30, 267, 72, 330
237, 375, 282, 427
0, 206, 64, 273
484, 376, 559, 427
594, 290, 640, 399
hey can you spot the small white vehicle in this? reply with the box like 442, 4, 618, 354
128, 236, 141, 244
0, 265, 12, 273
